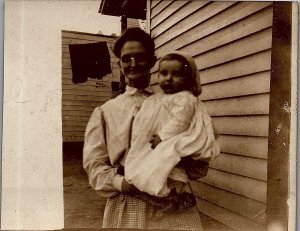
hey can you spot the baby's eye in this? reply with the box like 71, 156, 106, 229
171, 71, 184, 78
159, 70, 168, 76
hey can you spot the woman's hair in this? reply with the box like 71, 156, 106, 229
159, 53, 199, 96
113, 27, 155, 59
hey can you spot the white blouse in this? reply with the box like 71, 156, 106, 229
83, 86, 153, 197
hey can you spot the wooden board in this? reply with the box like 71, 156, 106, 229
191, 181, 266, 224
196, 198, 266, 230
200, 50, 271, 84
204, 93, 270, 116
151, 50, 272, 85
212, 115, 269, 137
218, 135, 268, 159
200, 71, 270, 100
151, 0, 173, 19
152, 1, 209, 37
152, 28, 272, 73
200, 168, 267, 202
210, 153, 267, 181
165, 8, 273, 58
155, 2, 271, 49
151, 1, 188, 29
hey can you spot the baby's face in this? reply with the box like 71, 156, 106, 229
158, 60, 187, 94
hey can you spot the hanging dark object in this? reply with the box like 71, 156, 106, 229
69, 42, 112, 84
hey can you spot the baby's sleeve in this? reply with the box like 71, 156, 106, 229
158, 94, 196, 141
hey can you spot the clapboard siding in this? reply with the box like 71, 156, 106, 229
191, 182, 266, 224
205, 94, 270, 116
152, 29, 272, 74
148, 1, 273, 229
154, 1, 236, 48
151, 1, 209, 37
62, 30, 118, 142
212, 115, 269, 137
151, 0, 173, 18
173, 9, 273, 58
209, 153, 267, 181
151, 1, 188, 29
154, 2, 271, 50
200, 71, 270, 100
200, 50, 271, 84
196, 199, 266, 231
200, 169, 267, 203
219, 135, 268, 159
150, 51, 271, 85
150, 0, 161, 9
62, 94, 111, 102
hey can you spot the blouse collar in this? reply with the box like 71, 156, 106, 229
125, 85, 154, 96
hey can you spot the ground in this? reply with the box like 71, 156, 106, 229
63, 154, 106, 228
63, 151, 232, 230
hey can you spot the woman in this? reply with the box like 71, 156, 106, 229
83, 27, 203, 230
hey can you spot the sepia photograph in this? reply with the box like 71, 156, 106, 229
1, 0, 298, 230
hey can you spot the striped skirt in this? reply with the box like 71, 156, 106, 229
102, 193, 202, 230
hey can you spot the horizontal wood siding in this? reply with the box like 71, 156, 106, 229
62, 30, 118, 142
148, 1, 273, 230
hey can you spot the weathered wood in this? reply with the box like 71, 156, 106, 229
200, 71, 270, 100
62, 89, 112, 97
62, 83, 111, 91
62, 110, 94, 118
204, 93, 269, 116
62, 100, 100, 107
152, 1, 209, 37
62, 104, 98, 112
194, 29, 272, 69
62, 94, 111, 102
266, 2, 291, 229
155, 1, 235, 48
200, 50, 271, 84
151, 1, 188, 29
218, 135, 268, 159
63, 131, 85, 138
212, 115, 269, 137
191, 181, 266, 224
155, 2, 271, 49
63, 136, 84, 142
151, 0, 173, 19
62, 125, 86, 132
196, 198, 266, 231
62, 30, 115, 41
166, 8, 273, 58
200, 168, 267, 202
210, 153, 267, 180
151, 50, 271, 85
152, 28, 272, 72
150, 0, 161, 9
62, 115, 93, 122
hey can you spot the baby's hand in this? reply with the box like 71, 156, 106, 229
150, 134, 162, 149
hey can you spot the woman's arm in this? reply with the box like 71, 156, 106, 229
83, 107, 124, 198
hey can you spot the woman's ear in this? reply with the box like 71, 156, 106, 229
118, 60, 125, 75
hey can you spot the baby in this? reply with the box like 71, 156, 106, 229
125, 51, 220, 200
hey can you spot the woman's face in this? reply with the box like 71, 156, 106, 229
119, 41, 151, 84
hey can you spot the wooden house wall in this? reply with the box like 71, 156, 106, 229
62, 30, 118, 142
147, 1, 273, 230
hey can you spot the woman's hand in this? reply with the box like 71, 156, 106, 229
150, 134, 162, 149
121, 179, 140, 195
